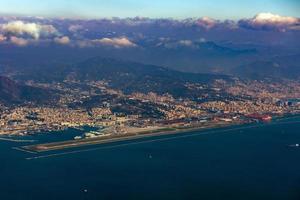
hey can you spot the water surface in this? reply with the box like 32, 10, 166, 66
0, 119, 300, 200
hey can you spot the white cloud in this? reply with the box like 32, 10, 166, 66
10, 36, 28, 46
76, 40, 93, 48
0, 34, 6, 42
162, 39, 198, 49
74, 37, 137, 48
178, 40, 193, 46
93, 37, 137, 48
54, 36, 70, 45
0, 21, 58, 39
195, 17, 217, 29
199, 38, 206, 43
68, 24, 84, 32
158, 38, 209, 49
239, 13, 300, 31
253, 13, 298, 26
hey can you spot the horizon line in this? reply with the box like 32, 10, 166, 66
0, 12, 299, 21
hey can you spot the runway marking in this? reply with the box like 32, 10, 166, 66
0, 137, 36, 143
12, 147, 38, 154
25, 120, 300, 160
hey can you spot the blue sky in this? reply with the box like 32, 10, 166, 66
0, 0, 299, 19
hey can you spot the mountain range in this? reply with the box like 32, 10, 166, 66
0, 57, 235, 105
232, 54, 300, 79
0, 76, 53, 105
1, 53, 299, 106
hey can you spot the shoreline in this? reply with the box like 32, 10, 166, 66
16, 113, 300, 153
22, 121, 244, 152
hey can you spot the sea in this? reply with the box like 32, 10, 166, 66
0, 116, 300, 200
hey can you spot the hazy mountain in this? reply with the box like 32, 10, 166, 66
0, 76, 53, 105
11, 57, 233, 99
70, 57, 232, 96
232, 54, 300, 79
0, 76, 23, 103
0, 40, 258, 74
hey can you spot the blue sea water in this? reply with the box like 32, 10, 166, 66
0, 118, 300, 200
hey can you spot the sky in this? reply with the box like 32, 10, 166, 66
0, 0, 299, 19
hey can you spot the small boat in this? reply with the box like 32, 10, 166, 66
74, 136, 82, 140
288, 144, 299, 148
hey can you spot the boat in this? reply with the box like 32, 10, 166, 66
83, 131, 111, 139
74, 136, 82, 140
89, 131, 104, 135
288, 144, 299, 148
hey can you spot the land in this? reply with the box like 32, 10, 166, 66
23, 120, 241, 152
1, 58, 300, 147
1, 77, 299, 136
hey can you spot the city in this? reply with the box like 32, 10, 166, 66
0, 0, 300, 199
1, 77, 300, 139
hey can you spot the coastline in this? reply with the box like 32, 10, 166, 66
15, 113, 300, 153
22, 121, 244, 152
4, 110, 300, 199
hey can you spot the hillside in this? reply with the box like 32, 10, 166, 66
0, 76, 53, 105
12, 57, 232, 98
71, 57, 232, 96
232, 54, 300, 80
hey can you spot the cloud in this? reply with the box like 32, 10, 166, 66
0, 20, 58, 39
195, 17, 217, 29
0, 14, 299, 48
76, 40, 93, 48
168, 40, 194, 49
199, 38, 206, 43
178, 40, 193, 46
68, 25, 84, 33
92, 37, 137, 48
238, 13, 300, 31
158, 39, 199, 49
75, 37, 137, 48
54, 36, 70, 45
10, 36, 28, 46
0, 34, 6, 42
253, 13, 298, 25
